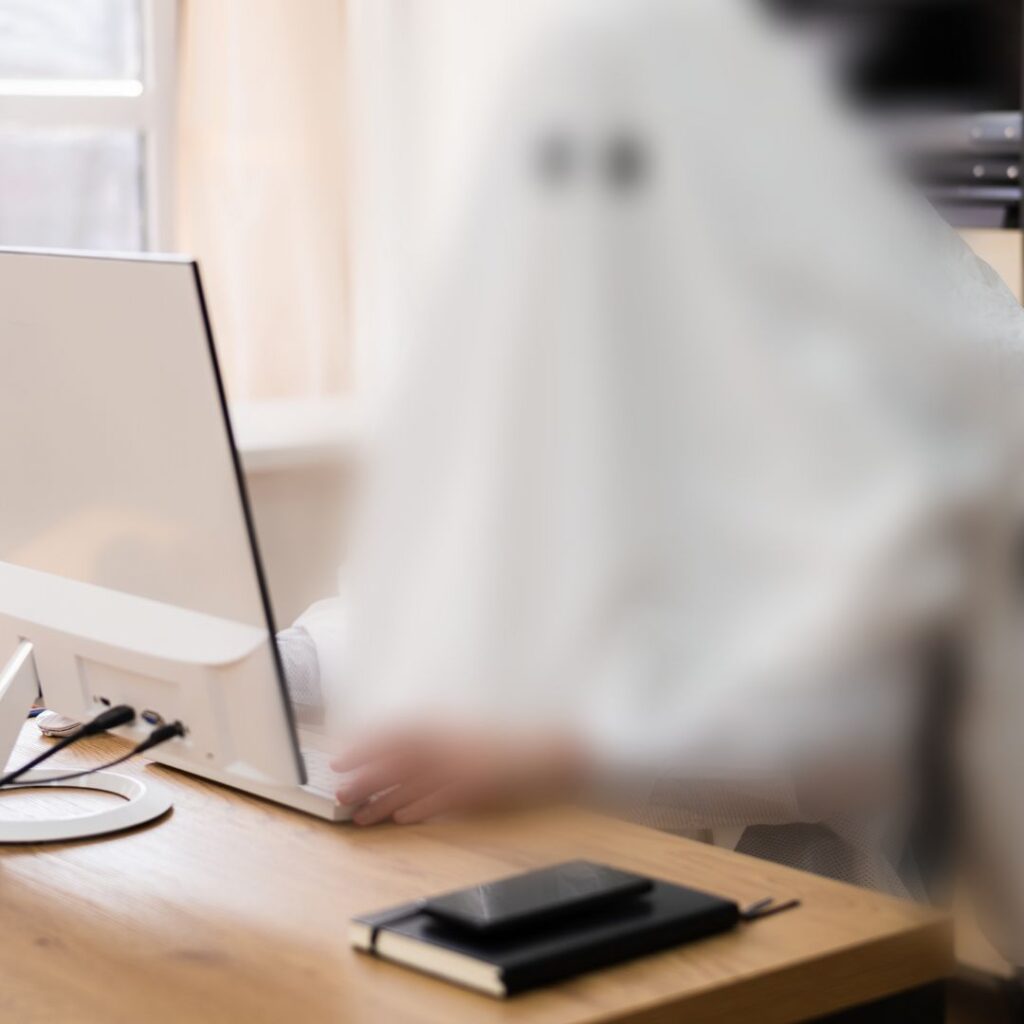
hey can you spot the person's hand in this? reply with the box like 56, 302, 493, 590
331, 726, 587, 826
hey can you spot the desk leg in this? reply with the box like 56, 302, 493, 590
812, 981, 945, 1023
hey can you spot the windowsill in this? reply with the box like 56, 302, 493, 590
229, 398, 362, 474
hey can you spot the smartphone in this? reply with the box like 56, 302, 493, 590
422, 860, 653, 934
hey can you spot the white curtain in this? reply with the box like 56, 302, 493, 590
176, 0, 350, 402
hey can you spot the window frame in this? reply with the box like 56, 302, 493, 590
0, 0, 179, 250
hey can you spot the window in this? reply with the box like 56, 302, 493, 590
0, 0, 177, 251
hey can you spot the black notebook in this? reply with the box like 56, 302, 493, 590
350, 875, 740, 997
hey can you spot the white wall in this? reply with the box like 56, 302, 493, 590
244, 462, 351, 628
233, 400, 358, 627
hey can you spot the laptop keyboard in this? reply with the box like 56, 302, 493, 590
301, 747, 343, 795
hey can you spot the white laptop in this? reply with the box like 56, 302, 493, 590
0, 248, 350, 820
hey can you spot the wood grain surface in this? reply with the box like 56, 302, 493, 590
0, 724, 951, 1024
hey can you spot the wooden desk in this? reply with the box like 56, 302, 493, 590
0, 725, 951, 1024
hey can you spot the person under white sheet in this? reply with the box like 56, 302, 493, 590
278, 0, 1024, 931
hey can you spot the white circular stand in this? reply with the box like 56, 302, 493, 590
0, 769, 173, 843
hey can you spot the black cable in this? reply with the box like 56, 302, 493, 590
2, 721, 186, 788
0, 705, 136, 787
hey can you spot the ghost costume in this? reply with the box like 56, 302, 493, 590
282, 0, 1024, 911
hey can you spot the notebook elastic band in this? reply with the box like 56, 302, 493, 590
740, 897, 801, 922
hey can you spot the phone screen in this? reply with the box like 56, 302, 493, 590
423, 861, 652, 933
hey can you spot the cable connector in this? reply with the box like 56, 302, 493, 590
2, 719, 187, 788
134, 721, 186, 755
0, 704, 136, 787
77, 704, 136, 738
